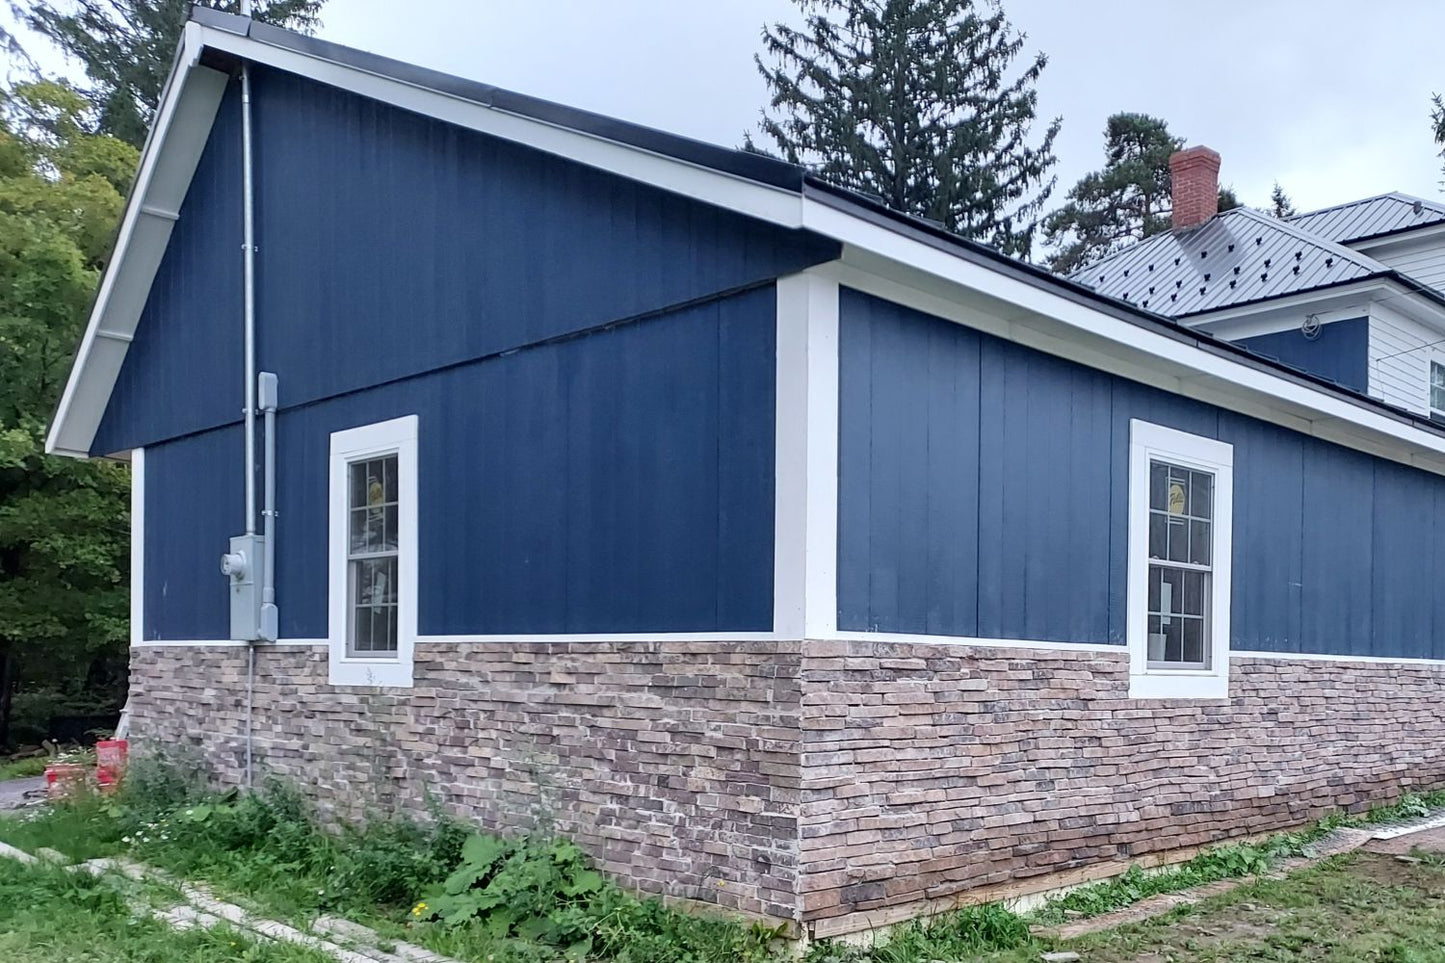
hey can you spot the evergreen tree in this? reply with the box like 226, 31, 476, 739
1432, 93, 1444, 185
1043, 112, 1240, 274
752, 0, 1060, 258
27, 0, 325, 147
1268, 181, 1295, 219
0, 82, 134, 744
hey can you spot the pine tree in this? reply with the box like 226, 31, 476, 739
1268, 182, 1296, 219
752, 0, 1060, 258
27, 0, 325, 148
1043, 112, 1241, 274
1431, 93, 1444, 185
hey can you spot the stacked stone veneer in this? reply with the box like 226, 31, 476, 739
128, 641, 803, 920
798, 640, 1445, 930
130, 638, 1445, 934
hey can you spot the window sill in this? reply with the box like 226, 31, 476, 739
328, 652, 413, 688
1128, 668, 1228, 700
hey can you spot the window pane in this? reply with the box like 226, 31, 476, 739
1148, 564, 1162, 611
349, 508, 369, 554
1433, 361, 1445, 390
384, 457, 398, 502
1190, 471, 1212, 520
1189, 519, 1212, 566
1167, 468, 1189, 516
1159, 566, 1182, 616
1149, 512, 1167, 559
353, 604, 372, 652
1150, 463, 1168, 511
1182, 617, 1204, 665
1168, 518, 1189, 562
1434, 385, 1445, 412
1148, 615, 1164, 661
350, 462, 367, 510
383, 505, 398, 553
1181, 569, 1206, 617
1163, 616, 1183, 663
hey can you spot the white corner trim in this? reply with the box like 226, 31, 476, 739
130, 448, 145, 646
1126, 420, 1234, 700
774, 269, 840, 640
327, 416, 418, 687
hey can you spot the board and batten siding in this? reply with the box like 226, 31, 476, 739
837, 288, 1445, 661
139, 287, 777, 641
91, 66, 837, 455
1233, 317, 1369, 394
1367, 303, 1437, 416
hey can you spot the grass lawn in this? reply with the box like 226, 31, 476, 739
971, 850, 1445, 963
0, 760, 1442, 963
0, 856, 334, 963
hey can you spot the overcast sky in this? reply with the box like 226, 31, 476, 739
309, 0, 1445, 217
16, 0, 1445, 217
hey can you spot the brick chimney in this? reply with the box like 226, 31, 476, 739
1170, 146, 1222, 229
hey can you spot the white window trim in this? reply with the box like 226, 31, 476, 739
1429, 351, 1445, 421
328, 416, 418, 687
1127, 419, 1233, 699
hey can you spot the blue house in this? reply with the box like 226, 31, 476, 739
50, 10, 1445, 939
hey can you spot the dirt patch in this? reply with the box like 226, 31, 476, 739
1363, 825, 1445, 856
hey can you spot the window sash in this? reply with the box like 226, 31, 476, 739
346, 454, 400, 658
1145, 457, 1214, 670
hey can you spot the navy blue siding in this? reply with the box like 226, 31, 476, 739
94, 68, 836, 455
838, 288, 1445, 660
1234, 317, 1368, 393
141, 287, 776, 640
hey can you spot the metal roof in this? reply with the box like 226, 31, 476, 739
1071, 207, 1389, 317
1287, 192, 1445, 245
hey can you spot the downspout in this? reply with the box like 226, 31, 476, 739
240, 0, 258, 792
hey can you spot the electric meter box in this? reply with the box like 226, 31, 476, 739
221, 533, 266, 641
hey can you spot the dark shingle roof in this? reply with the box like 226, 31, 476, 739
1071, 208, 1388, 317
1287, 192, 1445, 245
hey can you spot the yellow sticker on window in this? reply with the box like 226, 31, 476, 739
1168, 481, 1186, 516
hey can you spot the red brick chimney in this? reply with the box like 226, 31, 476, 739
1170, 146, 1222, 229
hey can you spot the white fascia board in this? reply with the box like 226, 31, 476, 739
804, 200, 1445, 477
195, 27, 805, 230
46, 22, 229, 458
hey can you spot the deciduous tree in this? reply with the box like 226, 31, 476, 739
0, 82, 135, 744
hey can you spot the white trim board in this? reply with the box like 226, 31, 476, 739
129, 448, 145, 646
131, 634, 1445, 668
327, 416, 418, 687
133, 639, 327, 648
773, 269, 840, 639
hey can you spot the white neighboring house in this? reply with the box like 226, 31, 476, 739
1077, 149, 1445, 423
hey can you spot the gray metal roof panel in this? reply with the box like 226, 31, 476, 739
1288, 192, 1445, 244
1072, 208, 1388, 316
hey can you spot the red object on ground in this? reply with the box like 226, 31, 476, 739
45, 763, 86, 800
95, 739, 128, 793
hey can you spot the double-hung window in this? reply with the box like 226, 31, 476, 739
1127, 420, 1233, 699
1430, 358, 1445, 423
328, 416, 418, 687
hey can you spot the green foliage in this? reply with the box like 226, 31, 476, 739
752, 0, 1060, 258
0, 856, 336, 962
1269, 181, 1297, 219
26, 0, 327, 147
0, 81, 136, 746
806, 903, 1034, 962
1043, 112, 1242, 274
1433, 93, 1445, 185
